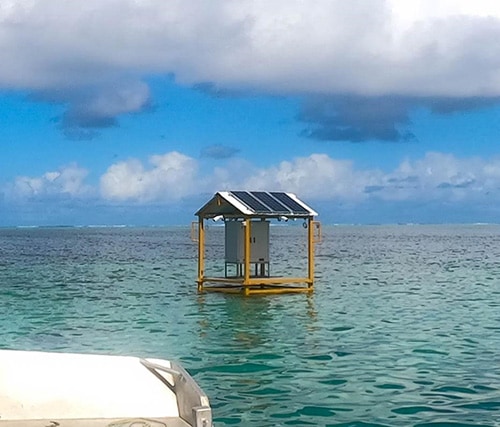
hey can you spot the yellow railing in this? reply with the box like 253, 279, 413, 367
312, 221, 321, 243
190, 221, 198, 242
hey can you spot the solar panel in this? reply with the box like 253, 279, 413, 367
231, 191, 272, 213
270, 192, 310, 214
251, 191, 291, 213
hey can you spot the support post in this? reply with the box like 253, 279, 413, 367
244, 218, 251, 287
197, 216, 205, 291
307, 216, 314, 289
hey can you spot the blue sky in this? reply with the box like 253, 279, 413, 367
2, 0, 500, 226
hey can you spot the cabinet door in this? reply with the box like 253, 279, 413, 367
225, 221, 243, 263
250, 221, 269, 263
225, 221, 270, 263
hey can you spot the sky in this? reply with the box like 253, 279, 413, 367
2, 0, 500, 226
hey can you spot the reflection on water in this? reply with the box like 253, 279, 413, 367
196, 293, 317, 350
0, 225, 499, 426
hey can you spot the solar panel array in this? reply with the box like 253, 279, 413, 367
270, 192, 309, 214
230, 191, 310, 215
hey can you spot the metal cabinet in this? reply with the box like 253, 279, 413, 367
224, 220, 270, 277
225, 220, 269, 263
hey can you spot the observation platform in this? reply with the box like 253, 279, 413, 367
194, 191, 320, 295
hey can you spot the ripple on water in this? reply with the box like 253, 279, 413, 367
1, 226, 499, 426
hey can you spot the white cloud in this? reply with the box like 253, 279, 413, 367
2, 0, 500, 97
243, 154, 377, 201
231, 151, 500, 205
382, 152, 500, 202
6, 151, 500, 212
96, 150, 500, 207
6, 164, 90, 200
62, 81, 151, 126
100, 151, 198, 202
4, 0, 500, 139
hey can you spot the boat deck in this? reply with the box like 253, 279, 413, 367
0, 349, 211, 427
0, 417, 191, 427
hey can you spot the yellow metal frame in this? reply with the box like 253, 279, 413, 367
190, 221, 198, 242
196, 216, 319, 295
312, 220, 321, 243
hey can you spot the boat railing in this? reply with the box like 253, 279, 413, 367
140, 358, 212, 427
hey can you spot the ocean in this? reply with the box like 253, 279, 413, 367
0, 224, 499, 426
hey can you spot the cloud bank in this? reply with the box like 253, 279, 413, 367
5, 163, 90, 200
5, 151, 500, 218
3, 1, 500, 140
100, 152, 198, 202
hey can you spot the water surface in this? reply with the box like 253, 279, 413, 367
0, 225, 499, 426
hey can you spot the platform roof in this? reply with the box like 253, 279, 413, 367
196, 191, 318, 219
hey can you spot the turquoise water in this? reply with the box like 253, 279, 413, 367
1, 225, 499, 426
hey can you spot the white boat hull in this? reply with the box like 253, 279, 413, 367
0, 350, 211, 427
